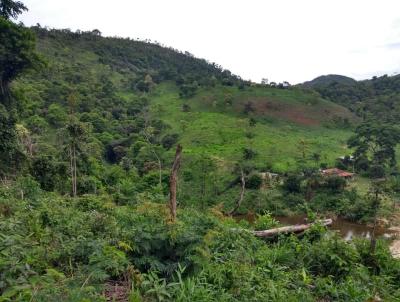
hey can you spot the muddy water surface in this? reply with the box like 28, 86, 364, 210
237, 213, 396, 240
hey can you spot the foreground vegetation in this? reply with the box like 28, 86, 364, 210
1, 183, 399, 301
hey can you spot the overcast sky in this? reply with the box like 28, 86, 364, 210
19, 0, 400, 84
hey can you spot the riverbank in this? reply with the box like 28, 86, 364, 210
236, 212, 400, 258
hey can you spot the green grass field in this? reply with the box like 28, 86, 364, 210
149, 83, 354, 172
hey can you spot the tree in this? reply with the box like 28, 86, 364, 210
169, 144, 182, 222
31, 155, 62, 191
311, 152, 321, 165
0, 0, 27, 20
367, 181, 385, 257
297, 139, 309, 161
161, 133, 179, 150
60, 118, 88, 197
243, 148, 257, 160
0, 104, 24, 177
303, 168, 321, 202
0, 14, 42, 104
142, 109, 163, 188
348, 122, 400, 171
283, 174, 302, 193
192, 155, 217, 205
229, 165, 245, 215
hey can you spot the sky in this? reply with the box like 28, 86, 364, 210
19, 0, 400, 84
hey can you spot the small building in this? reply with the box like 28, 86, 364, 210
321, 168, 354, 179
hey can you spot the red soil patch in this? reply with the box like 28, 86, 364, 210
244, 98, 321, 126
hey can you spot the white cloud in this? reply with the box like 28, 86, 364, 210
20, 0, 400, 83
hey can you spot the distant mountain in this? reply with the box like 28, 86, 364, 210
300, 73, 400, 122
301, 74, 357, 88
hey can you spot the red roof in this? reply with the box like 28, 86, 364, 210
322, 168, 354, 178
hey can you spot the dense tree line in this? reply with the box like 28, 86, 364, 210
306, 74, 400, 122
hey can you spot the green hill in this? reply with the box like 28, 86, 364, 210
302, 74, 357, 88
14, 27, 356, 177
302, 73, 400, 121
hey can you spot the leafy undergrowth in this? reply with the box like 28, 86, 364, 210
0, 183, 399, 302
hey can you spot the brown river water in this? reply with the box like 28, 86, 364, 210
236, 213, 397, 241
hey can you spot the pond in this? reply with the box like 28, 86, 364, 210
236, 213, 397, 240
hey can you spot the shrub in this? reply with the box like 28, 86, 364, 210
283, 175, 302, 193
246, 173, 263, 189
253, 212, 279, 230
242, 148, 257, 160
89, 245, 129, 280
368, 164, 385, 179
161, 133, 179, 150
324, 176, 346, 193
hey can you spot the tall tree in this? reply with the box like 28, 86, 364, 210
60, 118, 88, 197
0, 105, 24, 179
142, 109, 163, 188
0, 0, 27, 20
348, 121, 400, 170
169, 144, 182, 222
229, 165, 246, 215
0, 4, 41, 105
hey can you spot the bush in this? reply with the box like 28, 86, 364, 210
161, 133, 179, 150
89, 245, 129, 280
253, 212, 279, 230
283, 175, 302, 193
368, 164, 385, 179
246, 173, 263, 189
324, 176, 346, 193
242, 148, 257, 160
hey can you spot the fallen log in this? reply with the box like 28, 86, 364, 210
252, 219, 332, 238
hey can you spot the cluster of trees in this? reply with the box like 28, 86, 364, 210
307, 74, 400, 121
347, 121, 400, 178
0, 0, 42, 178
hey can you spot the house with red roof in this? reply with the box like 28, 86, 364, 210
321, 168, 354, 179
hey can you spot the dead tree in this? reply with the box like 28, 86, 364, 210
169, 144, 182, 222
252, 219, 332, 237
229, 168, 245, 215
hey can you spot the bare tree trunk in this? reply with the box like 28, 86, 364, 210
73, 145, 77, 197
252, 219, 332, 237
169, 144, 182, 222
0, 79, 10, 106
69, 146, 74, 196
370, 189, 380, 255
229, 168, 245, 215
70, 144, 77, 197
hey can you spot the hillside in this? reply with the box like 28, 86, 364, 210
2, 12, 400, 301
302, 74, 357, 88
14, 27, 356, 174
302, 73, 400, 121
8, 27, 362, 207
